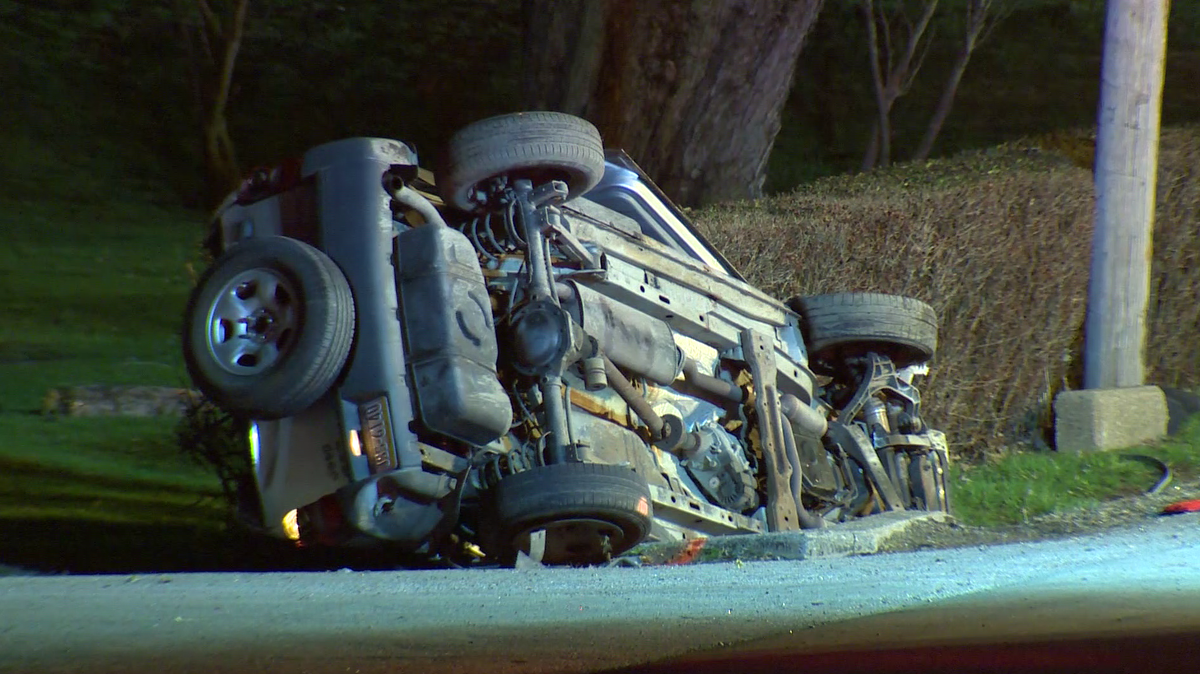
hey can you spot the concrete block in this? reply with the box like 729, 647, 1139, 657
1055, 386, 1168, 453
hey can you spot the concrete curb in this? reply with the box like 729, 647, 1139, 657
626, 511, 953, 565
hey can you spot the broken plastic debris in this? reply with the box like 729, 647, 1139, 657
1160, 499, 1200, 515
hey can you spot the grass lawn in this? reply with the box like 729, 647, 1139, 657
0, 198, 413, 574
0, 197, 236, 572
951, 415, 1200, 527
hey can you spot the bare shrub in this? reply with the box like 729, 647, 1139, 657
1146, 128, 1200, 388
175, 398, 262, 529
696, 134, 1200, 461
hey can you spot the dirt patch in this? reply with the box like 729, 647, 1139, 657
879, 477, 1200, 554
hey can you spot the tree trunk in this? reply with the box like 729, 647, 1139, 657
862, 0, 889, 170
194, 0, 249, 208
859, 0, 938, 170
523, 0, 824, 207
203, 114, 240, 202
862, 122, 883, 171
912, 0, 1010, 162
911, 41, 971, 162
1084, 0, 1169, 389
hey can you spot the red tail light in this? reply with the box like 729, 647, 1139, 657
296, 493, 351, 547
236, 157, 304, 206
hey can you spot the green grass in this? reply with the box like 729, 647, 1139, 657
0, 196, 421, 574
0, 196, 234, 572
951, 415, 1200, 527
0, 198, 201, 410
0, 27, 230, 570
0, 417, 217, 493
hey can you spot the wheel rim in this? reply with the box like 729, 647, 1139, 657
513, 517, 626, 565
204, 268, 299, 375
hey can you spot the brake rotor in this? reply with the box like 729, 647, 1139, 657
512, 517, 624, 565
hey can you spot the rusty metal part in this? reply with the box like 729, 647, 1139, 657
647, 484, 764, 537
779, 392, 829, 437
567, 388, 628, 426
739, 329, 800, 532
827, 421, 906, 511
384, 179, 450, 229
680, 358, 745, 403
780, 417, 826, 529
602, 354, 665, 439
541, 209, 600, 268
560, 281, 684, 385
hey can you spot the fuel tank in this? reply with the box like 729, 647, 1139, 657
396, 224, 513, 445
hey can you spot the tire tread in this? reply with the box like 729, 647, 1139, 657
789, 292, 938, 372
440, 112, 606, 211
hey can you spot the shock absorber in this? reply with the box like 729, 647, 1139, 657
862, 396, 891, 439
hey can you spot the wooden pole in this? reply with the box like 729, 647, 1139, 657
1084, 0, 1169, 390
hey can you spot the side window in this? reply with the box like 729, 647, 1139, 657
587, 188, 683, 250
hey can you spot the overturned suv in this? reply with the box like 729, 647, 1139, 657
184, 112, 950, 566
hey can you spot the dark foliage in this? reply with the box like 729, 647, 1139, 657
1, 0, 522, 206
769, 0, 1200, 191
174, 396, 259, 528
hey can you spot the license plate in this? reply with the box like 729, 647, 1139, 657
359, 396, 397, 473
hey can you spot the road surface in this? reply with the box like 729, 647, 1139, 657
2, 512, 1198, 673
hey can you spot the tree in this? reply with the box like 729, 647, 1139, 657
911, 0, 1012, 161
1084, 0, 1169, 389
185, 0, 250, 207
860, 0, 939, 170
522, 0, 825, 207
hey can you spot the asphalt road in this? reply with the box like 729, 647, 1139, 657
2, 512, 1199, 674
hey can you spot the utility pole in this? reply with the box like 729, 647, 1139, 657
1084, 0, 1169, 390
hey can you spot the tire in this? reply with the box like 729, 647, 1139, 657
789, 293, 937, 375
439, 111, 606, 212
492, 462, 653, 565
183, 236, 355, 420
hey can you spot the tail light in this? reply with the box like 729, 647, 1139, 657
295, 493, 351, 547
235, 158, 304, 206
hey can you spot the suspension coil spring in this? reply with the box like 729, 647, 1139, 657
460, 204, 525, 262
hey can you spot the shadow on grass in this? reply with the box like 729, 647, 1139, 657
0, 454, 443, 574
0, 518, 441, 575
1, 412, 456, 574
0, 456, 217, 499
